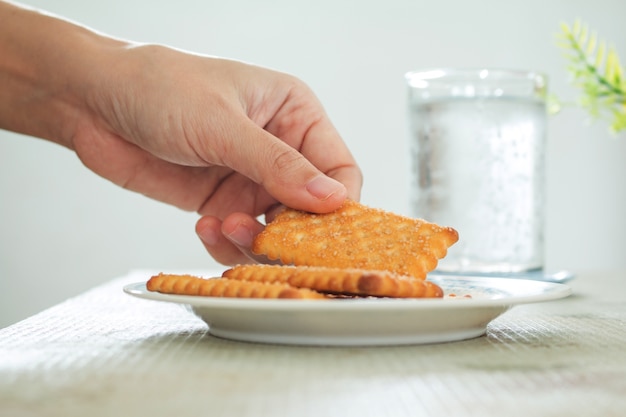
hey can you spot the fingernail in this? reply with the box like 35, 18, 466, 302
305, 175, 346, 201
226, 222, 253, 247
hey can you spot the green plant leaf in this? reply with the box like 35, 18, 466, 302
586, 32, 597, 55
595, 41, 606, 68
555, 20, 626, 133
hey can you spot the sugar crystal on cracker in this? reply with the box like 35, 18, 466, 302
252, 200, 458, 279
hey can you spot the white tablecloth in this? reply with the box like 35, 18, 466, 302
1, 270, 625, 417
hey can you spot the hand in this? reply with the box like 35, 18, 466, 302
74, 46, 362, 264
0, 4, 362, 265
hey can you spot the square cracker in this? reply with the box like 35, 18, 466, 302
223, 264, 444, 298
252, 200, 458, 279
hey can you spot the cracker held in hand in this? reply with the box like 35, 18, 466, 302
252, 200, 458, 279
147, 273, 327, 300
223, 264, 443, 298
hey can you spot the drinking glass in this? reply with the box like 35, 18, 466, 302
406, 68, 547, 274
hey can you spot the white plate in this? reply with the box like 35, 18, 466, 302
123, 275, 571, 346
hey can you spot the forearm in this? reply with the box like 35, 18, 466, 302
0, 1, 127, 149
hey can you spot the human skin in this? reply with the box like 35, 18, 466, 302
0, 1, 362, 265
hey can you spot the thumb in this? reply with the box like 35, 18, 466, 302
218, 122, 348, 213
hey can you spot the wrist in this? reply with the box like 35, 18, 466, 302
0, 2, 127, 149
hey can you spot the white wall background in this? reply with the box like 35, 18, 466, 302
1, 0, 625, 328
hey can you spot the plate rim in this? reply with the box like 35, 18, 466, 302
123, 275, 572, 311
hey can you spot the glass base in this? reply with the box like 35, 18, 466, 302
431, 269, 575, 283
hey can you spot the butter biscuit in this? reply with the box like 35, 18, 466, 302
223, 264, 444, 298
252, 200, 458, 279
147, 273, 328, 299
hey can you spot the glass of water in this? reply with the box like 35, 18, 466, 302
405, 68, 547, 275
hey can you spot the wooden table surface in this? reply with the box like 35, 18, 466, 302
1, 269, 624, 417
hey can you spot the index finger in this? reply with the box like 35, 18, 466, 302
301, 117, 363, 201
264, 106, 363, 201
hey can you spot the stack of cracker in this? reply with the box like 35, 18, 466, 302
148, 200, 458, 299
